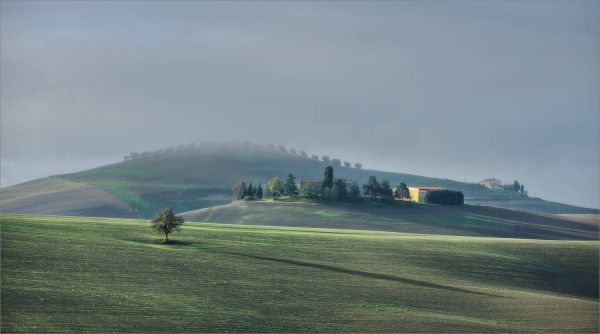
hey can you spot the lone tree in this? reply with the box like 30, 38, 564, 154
151, 208, 185, 243
343, 161, 351, 168
354, 162, 362, 169
322, 166, 334, 190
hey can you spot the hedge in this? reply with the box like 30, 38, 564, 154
424, 189, 464, 205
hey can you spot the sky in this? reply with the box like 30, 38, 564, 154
1, 0, 598, 208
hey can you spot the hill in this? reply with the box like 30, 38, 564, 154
181, 200, 599, 240
0, 177, 139, 218
1, 144, 597, 218
2, 213, 597, 332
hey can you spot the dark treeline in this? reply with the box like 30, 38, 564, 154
123, 141, 363, 169
233, 166, 462, 205
498, 179, 528, 197
233, 182, 264, 200
424, 190, 464, 205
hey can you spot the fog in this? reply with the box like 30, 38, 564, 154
1, 0, 598, 208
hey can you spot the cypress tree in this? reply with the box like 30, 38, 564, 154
284, 174, 298, 196
322, 166, 334, 190
257, 183, 263, 199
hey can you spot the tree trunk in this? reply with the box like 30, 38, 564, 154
165, 232, 169, 243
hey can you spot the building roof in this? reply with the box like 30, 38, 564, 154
480, 178, 501, 183
409, 186, 446, 190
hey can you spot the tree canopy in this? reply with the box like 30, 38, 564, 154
151, 208, 185, 243
333, 178, 348, 200
348, 181, 361, 198
322, 166, 334, 190
394, 182, 410, 200
380, 179, 393, 199
284, 174, 299, 197
424, 190, 464, 205
267, 177, 284, 198
362, 176, 381, 198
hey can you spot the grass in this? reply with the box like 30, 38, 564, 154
182, 200, 599, 240
2, 213, 598, 332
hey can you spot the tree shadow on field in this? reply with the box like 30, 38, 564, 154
226, 251, 499, 297
131, 237, 193, 247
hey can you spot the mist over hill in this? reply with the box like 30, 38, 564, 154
0, 142, 597, 218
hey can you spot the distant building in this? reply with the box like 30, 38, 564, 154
479, 178, 502, 189
408, 186, 446, 203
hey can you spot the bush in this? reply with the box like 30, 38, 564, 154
300, 183, 321, 198
424, 190, 464, 205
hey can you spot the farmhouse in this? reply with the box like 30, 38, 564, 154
408, 186, 446, 203
479, 178, 502, 189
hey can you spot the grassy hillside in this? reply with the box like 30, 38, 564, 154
181, 200, 599, 240
0, 177, 138, 218
2, 214, 598, 332
1, 145, 597, 218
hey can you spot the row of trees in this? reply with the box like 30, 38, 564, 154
266, 174, 300, 198
232, 165, 465, 206
123, 142, 363, 169
320, 156, 361, 169
234, 174, 300, 200
233, 167, 415, 202
233, 182, 264, 200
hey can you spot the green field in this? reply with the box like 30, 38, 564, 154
182, 200, 599, 240
2, 146, 596, 218
2, 214, 598, 332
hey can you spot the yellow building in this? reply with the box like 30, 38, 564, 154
408, 186, 446, 203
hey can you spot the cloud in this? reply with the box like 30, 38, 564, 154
1, 0, 598, 208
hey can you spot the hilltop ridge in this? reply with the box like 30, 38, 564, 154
1, 143, 597, 218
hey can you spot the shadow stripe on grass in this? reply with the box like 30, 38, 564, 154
226, 251, 499, 297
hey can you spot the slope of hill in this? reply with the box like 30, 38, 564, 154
2, 214, 598, 332
0, 177, 138, 218
1, 145, 597, 218
181, 200, 599, 240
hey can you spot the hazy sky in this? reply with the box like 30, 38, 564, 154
1, 0, 599, 208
